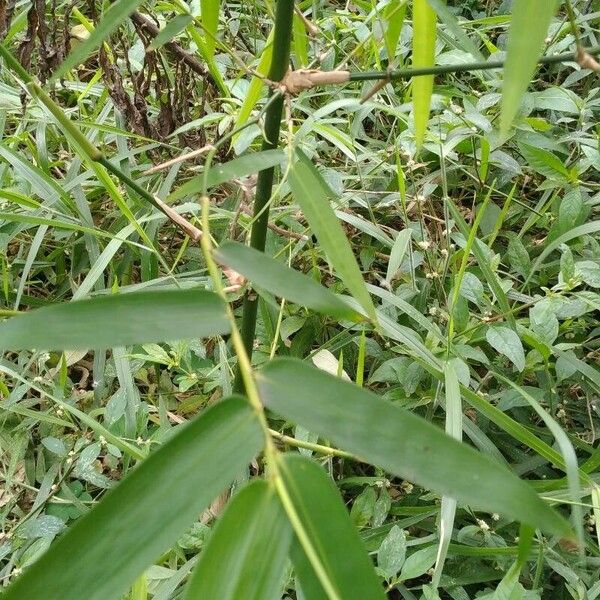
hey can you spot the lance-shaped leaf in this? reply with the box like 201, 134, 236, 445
257, 358, 571, 538
0, 289, 230, 350
500, 0, 559, 134
215, 241, 362, 321
3, 397, 264, 600
280, 454, 386, 600
289, 150, 377, 322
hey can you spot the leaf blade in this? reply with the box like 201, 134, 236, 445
280, 454, 386, 600
52, 0, 145, 81
215, 241, 361, 321
412, 0, 437, 149
257, 358, 571, 538
168, 150, 286, 201
185, 480, 292, 600
4, 397, 264, 600
500, 0, 559, 134
0, 289, 230, 350
289, 150, 377, 322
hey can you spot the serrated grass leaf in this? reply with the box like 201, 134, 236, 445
280, 454, 386, 600
185, 480, 292, 600
500, 0, 559, 134
412, 0, 437, 150
215, 241, 361, 321
52, 0, 145, 81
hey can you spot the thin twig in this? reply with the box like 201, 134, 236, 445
143, 145, 215, 175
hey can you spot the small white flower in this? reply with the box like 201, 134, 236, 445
451, 104, 463, 115
477, 519, 490, 531
492, 513, 500, 521
417, 240, 431, 250
12, 567, 22, 577
440, 248, 448, 257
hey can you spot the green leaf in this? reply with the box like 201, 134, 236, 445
293, 11, 309, 66
289, 150, 377, 322
576, 261, 600, 288
386, 229, 411, 283
519, 144, 571, 181
412, 0, 437, 149
500, 0, 559, 134
486, 326, 525, 372
200, 0, 221, 58
148, 15, 193, 50
382, 1, 407, 61
185, 480, 292, 600
3, 397, 264, 600
215, 241, 361, 321
526, 221, 600, 284
529, 299, 558, 346
432, 361, 462, 586
257, 358, 570, 537
279, 454, 386, 600
506, 234, 531, 278
168, 150, 285, 201
399, 546, 437, 582
52, 0, 145, 81
233, 34, 273, 141
377, 526, 407, 579
0, 289, 229, 350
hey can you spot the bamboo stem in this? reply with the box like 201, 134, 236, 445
234, 0, 295, 393
350, 45, 600, 82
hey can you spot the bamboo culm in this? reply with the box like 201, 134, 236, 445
234, 0, 295, 393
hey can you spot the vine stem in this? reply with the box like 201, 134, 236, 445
234, 0, 295, 393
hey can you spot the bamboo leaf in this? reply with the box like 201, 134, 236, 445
412, 0, 437, 149
500, 0, 559, 134
200, 0, 221, 58
233, 34, 273, 142
148, 15, 193, 51
52, 0, 145, 81
257, 358, 571, 538
3, 397, 264, 600
185, 480, 292, 600
168, 150, 285, 201
0, 289, 230, 350
215, 241, 362, 321
289, 150, 377, 322
432, 361, 462, 587
279, 454, 386, 600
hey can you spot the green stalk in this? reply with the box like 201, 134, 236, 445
234, 0, 294, 393
350, 44, 600, 81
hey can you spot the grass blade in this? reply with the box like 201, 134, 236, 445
185, 480, 292, 600
412, 0, 437, 150
0, 289, 230, 350
52, 0, 145, 81
279, 454, 386, 600
168, 150, 286, 201
257, 358, 571, 538
500, 0, 559, 134
215, 241, 362, 321
289, 150, 377, 322
432, 362, 462, 587
3, 397, 264, 600
200, 0, 221, 58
